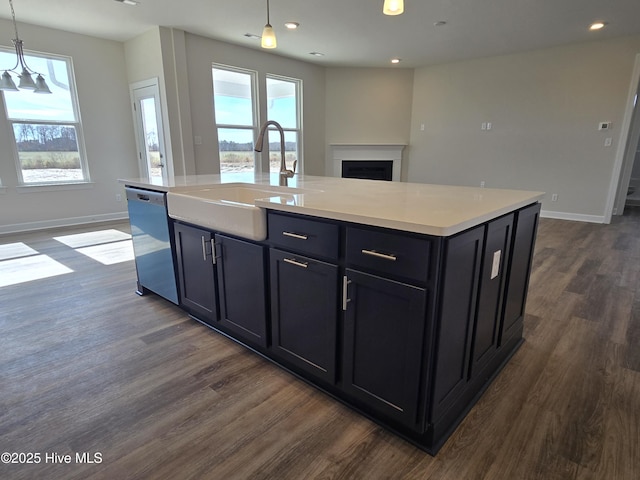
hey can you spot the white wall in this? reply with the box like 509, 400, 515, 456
324, 68, 414, 179
407, 35, 640, 221
0, 19, 137, 233
183, 33, 327, 176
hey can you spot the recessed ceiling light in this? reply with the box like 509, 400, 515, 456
391, 58, 401, 64
244, 33, 261, 39
285, 22, 299, 30
309, 52, 324, 57
589, 22, 607, 31
114, 0, 139, 5
434, 21, 447, 27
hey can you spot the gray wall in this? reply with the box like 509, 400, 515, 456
324, 68, 414, 179
407, 35, 640, 220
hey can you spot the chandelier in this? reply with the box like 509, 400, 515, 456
0, 0, 52, 93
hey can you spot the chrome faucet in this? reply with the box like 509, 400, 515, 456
254, 120, 297, 186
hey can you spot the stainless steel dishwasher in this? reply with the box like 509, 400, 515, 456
125, 186, 179, 304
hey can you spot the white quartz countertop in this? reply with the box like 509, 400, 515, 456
120, 173, 544, 237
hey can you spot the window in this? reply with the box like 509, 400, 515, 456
212, 66, 257, 173
212, 66, 303, 175
266, 75, 301, 173
0, 49, 88, 185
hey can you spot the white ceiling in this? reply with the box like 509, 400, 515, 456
2, 0, 640, 68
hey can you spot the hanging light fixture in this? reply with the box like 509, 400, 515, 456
0, 0, 52, 93
261, 0, 277, 49
383, 0, 404, 16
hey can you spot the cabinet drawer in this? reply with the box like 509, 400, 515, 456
268, 212, 339, 260
346, 227, 430, 283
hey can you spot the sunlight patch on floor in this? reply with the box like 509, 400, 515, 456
0, 242, 39, 261
76, 240, 134, 265
0, 255, 74, 287
53, 229, 131, 248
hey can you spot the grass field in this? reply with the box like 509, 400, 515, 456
14, 150, 297, 181
220, 151, 297, 173
18, 151, 80, 170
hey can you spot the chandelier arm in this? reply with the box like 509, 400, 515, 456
13, 39, 38, 74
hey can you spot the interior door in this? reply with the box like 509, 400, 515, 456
131, 81, 168, 183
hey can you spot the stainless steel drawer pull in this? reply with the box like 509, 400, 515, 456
282, 231, 308, 240
201, 236, 207, 261
342, 275, 352, 311
283, 258, 308, 268
211, 239, 219, 265
361, 249, 397, 261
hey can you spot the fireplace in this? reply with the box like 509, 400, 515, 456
330, 144, 405, 181
342, 160, 393, 181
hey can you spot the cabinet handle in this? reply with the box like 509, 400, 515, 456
342, 275, 352, 311
211, 239, 218, 265
282, 231, 308, 240
201, 236, 207, 261
283, 258, 308, 268
361, 249, 397, 261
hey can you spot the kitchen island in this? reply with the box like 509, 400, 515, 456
121, 173, 543, 454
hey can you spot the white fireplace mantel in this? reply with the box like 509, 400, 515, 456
330, 144, 405, 181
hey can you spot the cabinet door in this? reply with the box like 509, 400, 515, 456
174, 222, 218, 325
342, 269, 427, 430
500, 203, 541, 345
270, 249, 339, 384
431, 225, 484, 421
470, 213, 514, 377
215, 234, 268, 348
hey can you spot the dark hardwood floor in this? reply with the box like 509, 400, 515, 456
0, 213, 639, 480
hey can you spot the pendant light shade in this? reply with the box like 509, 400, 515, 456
34, 74, 52, 93
0, 1, 52, 93
383, 0, 404, 16
261, 0, 277, 49
0, 70, 18, 91
261, 24, 277, 49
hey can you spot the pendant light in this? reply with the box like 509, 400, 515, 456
383, 0, 404, 16
0, 0, 52, 93
261, 0, 277, 49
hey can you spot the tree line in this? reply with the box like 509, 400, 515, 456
14, 124, 77, 152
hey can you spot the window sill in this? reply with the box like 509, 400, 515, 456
16, 182, 95, 193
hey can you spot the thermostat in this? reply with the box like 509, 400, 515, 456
598, 121, 612, 130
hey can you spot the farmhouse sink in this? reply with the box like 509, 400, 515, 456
166, 183, 312, 241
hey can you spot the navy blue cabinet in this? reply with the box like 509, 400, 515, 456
342, 268, 427, 429
174, 222, 218, 325
215, 234, 268, 348
170, 202, 540, 454
269, 248, 339, 384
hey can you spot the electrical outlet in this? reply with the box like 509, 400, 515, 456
480, 181, 485, 188
116, 193, 122, 202
551, 193, 558, 202
420, 123, 425, 131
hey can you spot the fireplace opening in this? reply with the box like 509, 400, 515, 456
341, 160, 393, 181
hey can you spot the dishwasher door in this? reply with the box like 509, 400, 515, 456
126, 187, 179, 304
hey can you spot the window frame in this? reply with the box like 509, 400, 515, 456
266, 73, 303, 174
212, 64, 259, 173
0, 47, 90, 186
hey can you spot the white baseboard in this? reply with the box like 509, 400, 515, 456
0, 212, 130, 235
540, 210, 606, 224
